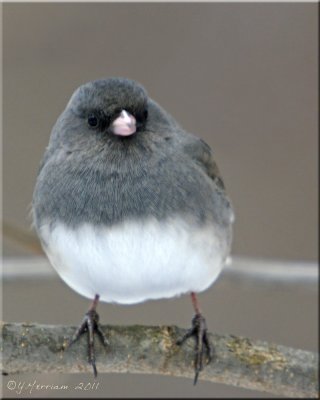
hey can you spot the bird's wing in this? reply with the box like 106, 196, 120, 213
182, 135, 226, 191
182, 134, 235, 226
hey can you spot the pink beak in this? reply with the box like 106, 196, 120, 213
111, 110, 136, 136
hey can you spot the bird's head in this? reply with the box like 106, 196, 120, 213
66, 77, 149, 138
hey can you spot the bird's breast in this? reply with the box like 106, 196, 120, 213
34, 150, 227, 227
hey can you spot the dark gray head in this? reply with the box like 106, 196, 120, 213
68, 78, 148, 135
52, 77, 180, 152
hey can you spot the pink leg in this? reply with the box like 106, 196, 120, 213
191, 292, 201, 315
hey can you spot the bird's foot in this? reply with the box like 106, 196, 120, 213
176, 313, 212, 385
67, 295, 109, 377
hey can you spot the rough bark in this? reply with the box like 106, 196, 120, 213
1, 321, 318, 398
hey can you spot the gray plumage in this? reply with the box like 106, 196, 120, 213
33, 78, 233, 245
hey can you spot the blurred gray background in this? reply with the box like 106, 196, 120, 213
2, 3, 318, 398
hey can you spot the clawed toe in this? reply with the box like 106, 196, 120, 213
67, 295, 109, 377
177, 313, 213, 385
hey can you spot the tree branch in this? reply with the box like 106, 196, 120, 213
1, 321, 318, 398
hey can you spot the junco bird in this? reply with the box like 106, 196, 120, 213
32, 77, 234, 384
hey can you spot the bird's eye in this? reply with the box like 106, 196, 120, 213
87, 114, 99, 128
143, 109, 148, 120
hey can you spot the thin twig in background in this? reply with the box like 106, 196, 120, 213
1, 322, 318, 398
2, 256, 318, 286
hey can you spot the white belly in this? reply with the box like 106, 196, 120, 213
39, 217, 225, 304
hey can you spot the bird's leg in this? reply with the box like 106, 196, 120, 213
176, 292, 213, 385
67, 294, 109, 377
